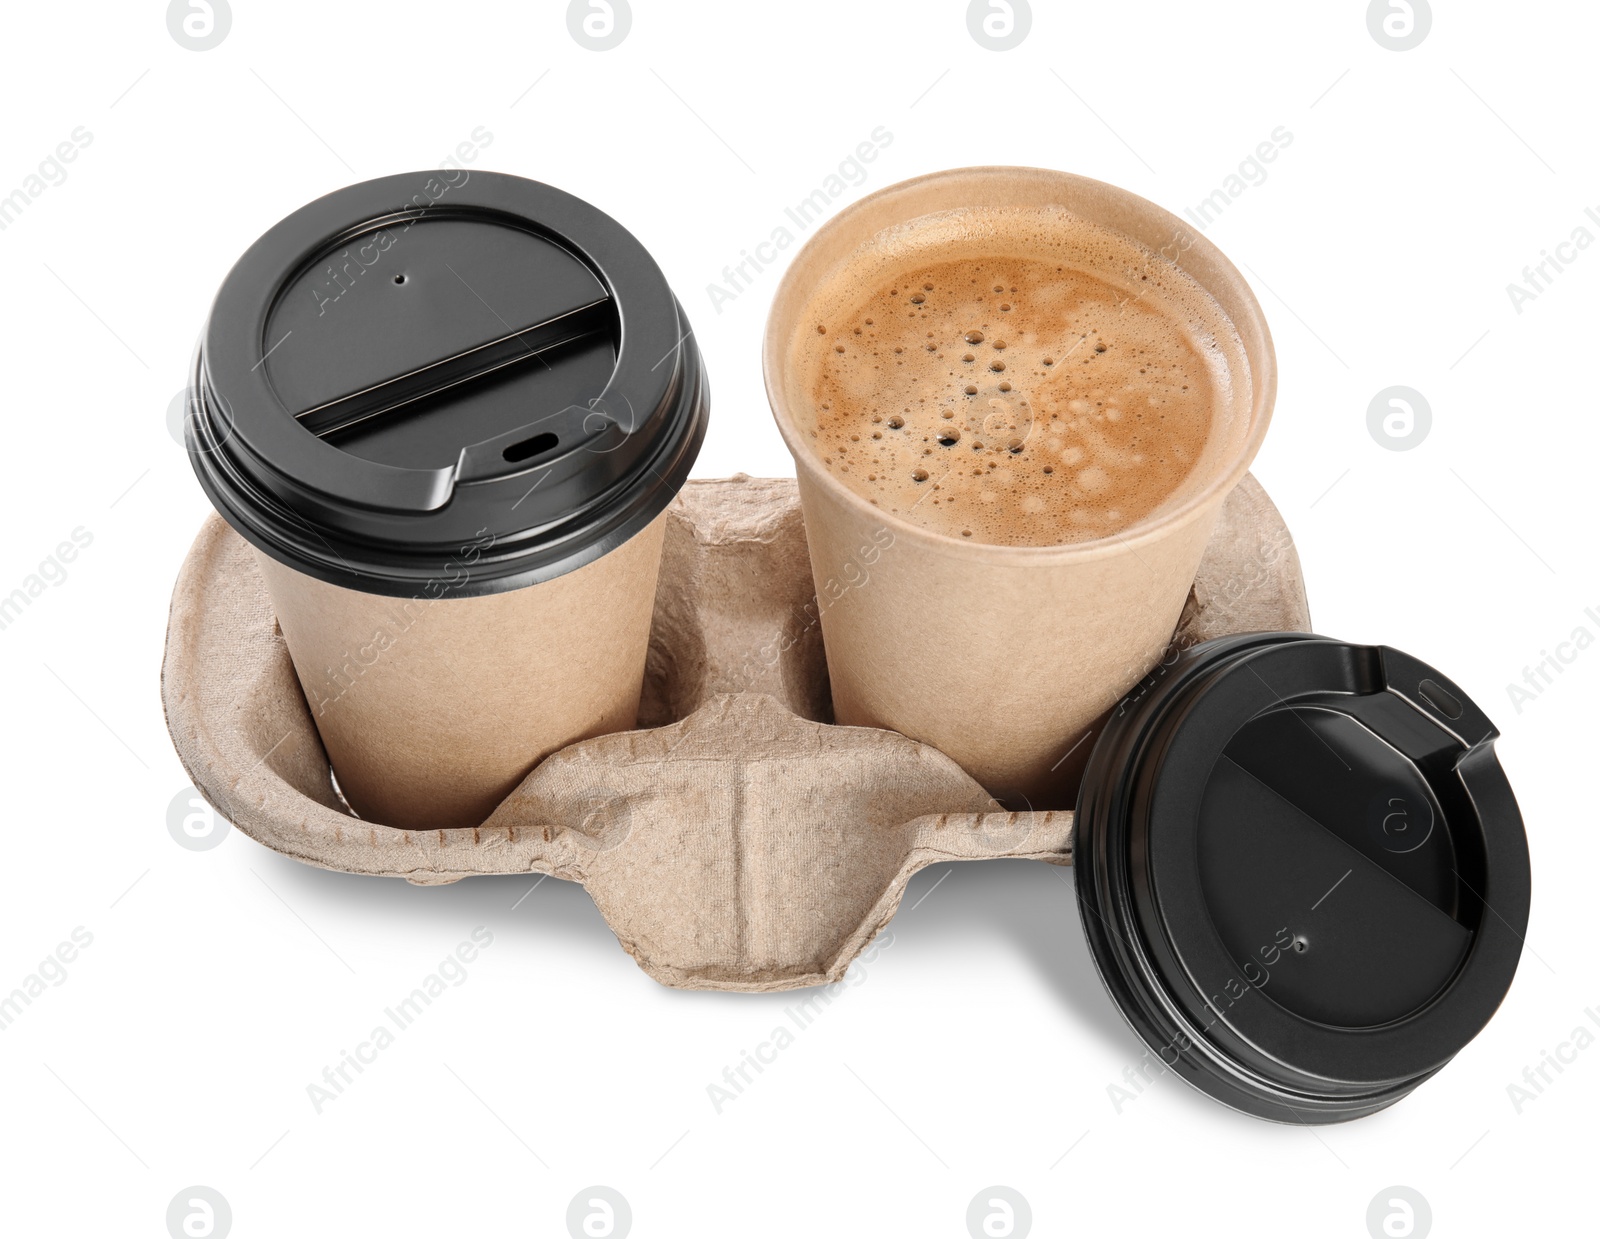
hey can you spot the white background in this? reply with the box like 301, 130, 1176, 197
0, 1, 1594, 1236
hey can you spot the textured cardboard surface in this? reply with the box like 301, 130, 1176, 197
161, 474, 1309, 991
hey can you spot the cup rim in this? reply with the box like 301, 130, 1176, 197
762, 165, 1278, 562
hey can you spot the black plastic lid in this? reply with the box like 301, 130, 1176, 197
1074, 632, 1531, 1123
186, 171, 708, 597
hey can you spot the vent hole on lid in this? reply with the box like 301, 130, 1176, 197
502, 432, 559, 463
1417, 678, 1464, 720
393, 273, 406, 284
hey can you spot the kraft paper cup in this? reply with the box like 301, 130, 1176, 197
763, 167, 1276, 806
253, 516, 667, 829
185, 172, 707, 829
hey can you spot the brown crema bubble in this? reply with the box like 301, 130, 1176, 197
797, 210, 1246, 546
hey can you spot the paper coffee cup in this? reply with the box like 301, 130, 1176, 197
186, 171, 708, 829
764, 167, 1275, 806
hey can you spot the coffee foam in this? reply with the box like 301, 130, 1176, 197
792, 206, 1250, 546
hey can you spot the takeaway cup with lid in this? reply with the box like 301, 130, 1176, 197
185, 171, 707, 830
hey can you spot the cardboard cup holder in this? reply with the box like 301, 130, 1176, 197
162, 473, 1309, 992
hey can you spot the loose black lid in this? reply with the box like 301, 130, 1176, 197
187, 171, 707, 597
1074, 632, 1531, 1123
